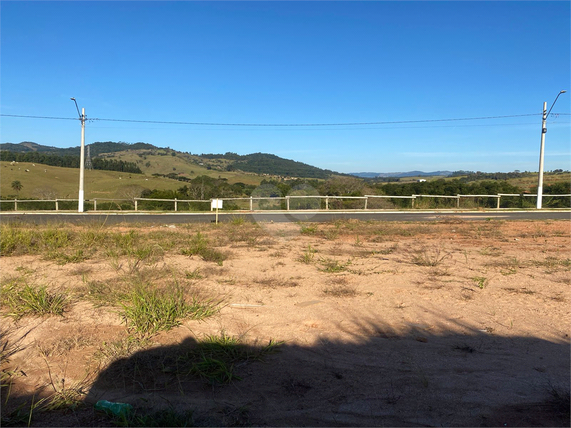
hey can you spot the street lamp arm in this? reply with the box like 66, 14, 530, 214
546, 90, 567, 119
70, 97, 82, 119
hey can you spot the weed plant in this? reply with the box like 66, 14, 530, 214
411, 246, 451, 267
182, 232, 227, 265
1, 282, 67, 320
95, 335, 154, 367
121, 284, 220, 336
472, 276, 488, 289
45, 249, 88, 265
318, 258, 351, 273
180, 333, 282, 385
298, 245, 317, 264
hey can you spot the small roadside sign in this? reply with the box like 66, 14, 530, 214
211, 199, 223, 210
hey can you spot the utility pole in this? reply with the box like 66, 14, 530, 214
71, 98, 86, 212
537, 102, 547, 209
537, 90, 566, 209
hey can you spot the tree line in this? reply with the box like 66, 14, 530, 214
1, 151, 142, 174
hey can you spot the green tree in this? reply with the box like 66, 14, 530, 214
11, 180, 23, 195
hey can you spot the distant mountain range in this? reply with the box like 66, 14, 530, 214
350, 171, 452, 178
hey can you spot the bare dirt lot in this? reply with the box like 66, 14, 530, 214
1, 218, 570, 427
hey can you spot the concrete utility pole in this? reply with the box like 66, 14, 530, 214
71, 98, 86, 212
537, 90, 566, 209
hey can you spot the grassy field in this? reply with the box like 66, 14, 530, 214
100, 150, 266, 185
1, 158, 267, 200
506, 172, 571, 192
3, 156, 569, 202
0, 162, 182, 199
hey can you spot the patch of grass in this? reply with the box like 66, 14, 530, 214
181, 332, 282, 385
1, 282, 67, 320
41, 228, 72, 251
487, 256, 521, 275
322, 284, 357, 297
185, 268, 203, 280
427, 267, 451, 279
322, 228, 340, 240
472, 276, 488, 289
0, 225, 35, 256
297, 245, 317, 264
479, 246, 504, 257
121, 284, 220, 336
1, 396, 47, 427
94, 335, 154, 367
253, 276, 300, 288
230, 216, 247, 225
373, 244, 398, 255
503, 287, 536, 295
182, 232, 227, 265
77, 279, 128, 307
300, 225, 318, 235
37, 334, 95, 358
1, 326, 25, 411
533, 256, 571, 273
411, 246, 451, 267
45, 249, 88, 265
318, 258, 351, 273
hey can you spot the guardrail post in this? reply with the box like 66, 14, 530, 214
93, 199, 97, 212
174, 198, 178, 212
250, 196, 253, 211
411, 196, 415, 209
14, 199, 17, 211
364, 196, 368, 210
135, 199, 138, 211
286, 196, 290, 211
55, 199, 59, 211
497, 195, 501, 209
325, 196, 329, 210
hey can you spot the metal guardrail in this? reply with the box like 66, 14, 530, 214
1, 194, 570, 212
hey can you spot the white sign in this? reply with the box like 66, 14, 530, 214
211, 199, 223, 210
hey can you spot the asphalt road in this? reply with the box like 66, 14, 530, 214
1, 210, 569, 225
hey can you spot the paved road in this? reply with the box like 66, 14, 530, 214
1, 210, 569, 225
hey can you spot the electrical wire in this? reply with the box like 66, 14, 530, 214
85, 113, 546, 126
3, 112, 567, 127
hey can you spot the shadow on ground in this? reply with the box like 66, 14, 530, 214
3, 317, 570, 427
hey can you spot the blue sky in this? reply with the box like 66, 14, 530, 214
1, 1, 570, 173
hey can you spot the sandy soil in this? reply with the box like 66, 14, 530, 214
1, 218, 570, 427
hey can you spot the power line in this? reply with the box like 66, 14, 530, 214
3, 112, 567, 127
1, 114, 78, 121
89, 113, 546, 126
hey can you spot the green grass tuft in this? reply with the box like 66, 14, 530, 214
121, 284, 220, 335
1, 282, 67, 320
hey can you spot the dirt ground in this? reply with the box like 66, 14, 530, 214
1, 218, 570, 427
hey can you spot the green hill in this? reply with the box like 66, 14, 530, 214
1, 141, 340, 180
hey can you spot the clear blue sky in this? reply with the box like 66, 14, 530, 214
1, 1, 570, 173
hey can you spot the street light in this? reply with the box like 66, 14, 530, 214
70, 97, 86, 212
537, 90, 567, 209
